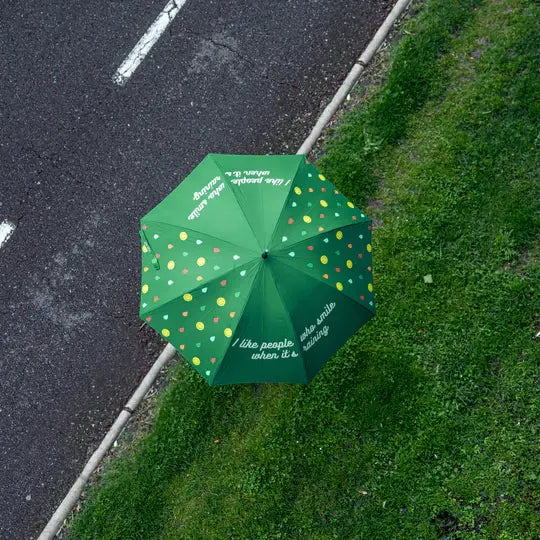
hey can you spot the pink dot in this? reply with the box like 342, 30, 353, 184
153, 296, 159, 302
213, 247, 220, 253
358, 253, 363, 259
179, 327, 184, 332
368, 266, 372, 271
320, 213, 325, 219
142, 225, 147, 230
321, 187, 326, 192
213, 317, 219, 323
211, 357, 216, 364
307, 245, 314, 251
220, 280, 227, 286
155, 253, 160, 259
183, 268, 188, 274
352, 215, 357, 220
146, 316, 152, 322
360, 295, 365, 301
336, 268, 341, 273
288, 218, 294, 224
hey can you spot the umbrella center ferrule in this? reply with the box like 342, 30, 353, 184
262, 249, 269, 259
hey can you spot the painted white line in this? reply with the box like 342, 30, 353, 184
113, 0, 188, 86
0, 220, 15, 249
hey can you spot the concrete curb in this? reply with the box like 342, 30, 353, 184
39, 1, 413, 537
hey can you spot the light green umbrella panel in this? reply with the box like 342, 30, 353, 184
139, 154, 375, 385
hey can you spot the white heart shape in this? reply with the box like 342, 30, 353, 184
323, 238, 329, 243
205, 370, 211, 376
348, 279, 353, 284
153, 234, 159, 239
210, 336, 215, 342
335, 212, 340, 217
289, 252, 295, 257
308, 173, 312, 177
142, 303, 147, 308
292, 202, 297, 207
240, 270, 246, 277
163, 314, 169, 320
369, 301, 373, 306
282, 236, 288, 242
202, 287, 208, 293
359, 235, 363, 239
196, 239, 203, 245
233, 255, 240, 260
167, 280, 174, 285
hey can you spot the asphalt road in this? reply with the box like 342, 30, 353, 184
0, 1, 391, 537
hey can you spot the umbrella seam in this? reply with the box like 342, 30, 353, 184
265, 156, 305, 249
139, 258, 260, 318
209, 260, 265, 385
270, 218, 372, 259
267, 261, 309, 384
269, 255, 376, 316
140, 218, 261, 258
209, 154, 265, 253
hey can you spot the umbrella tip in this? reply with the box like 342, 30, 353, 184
262, 249, 269, 259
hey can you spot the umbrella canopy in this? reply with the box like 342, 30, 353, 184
139, 154, 375, 385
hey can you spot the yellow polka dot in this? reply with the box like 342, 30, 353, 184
303, 215, 312, 223
168, 243, 174, 249
142, 244, 148, 253
336, 282, 344, 291
318, 174, 326, 181
346, 260, 353, 269
179, 231, 188, 241
336, 231, 343, 240
294, 187, 302, 195
347, 201, 354, 208
167, 260, 175, 270
368, 283, 373, 292
318, 226, 324, 232
367, 244, 372, 252
141, 284, 149, 294
162, 329, 170, 337
216, 297, 226, 306
183, 293, 193, 302
196, 322, 204, 331
224, 328, 232, 338
196, 275, 203, 281
143, 266, 149, 273
197, 257, 206, 267
320, 200, 328, 207
192, 357, 200, 366
320, 255, 328, 264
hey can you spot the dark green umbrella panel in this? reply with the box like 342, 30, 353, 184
139, 154, 375, 385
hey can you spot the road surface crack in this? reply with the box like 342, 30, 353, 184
185, 29, 300, 90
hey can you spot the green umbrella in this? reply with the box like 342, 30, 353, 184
139, 154, 375, 385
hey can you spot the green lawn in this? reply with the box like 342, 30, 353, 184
69, 0, 539, 538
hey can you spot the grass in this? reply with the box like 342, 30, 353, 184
69, 0, 539, 538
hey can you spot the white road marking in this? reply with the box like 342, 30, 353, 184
113, 0, 188, 86
0, 220, 15, 249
